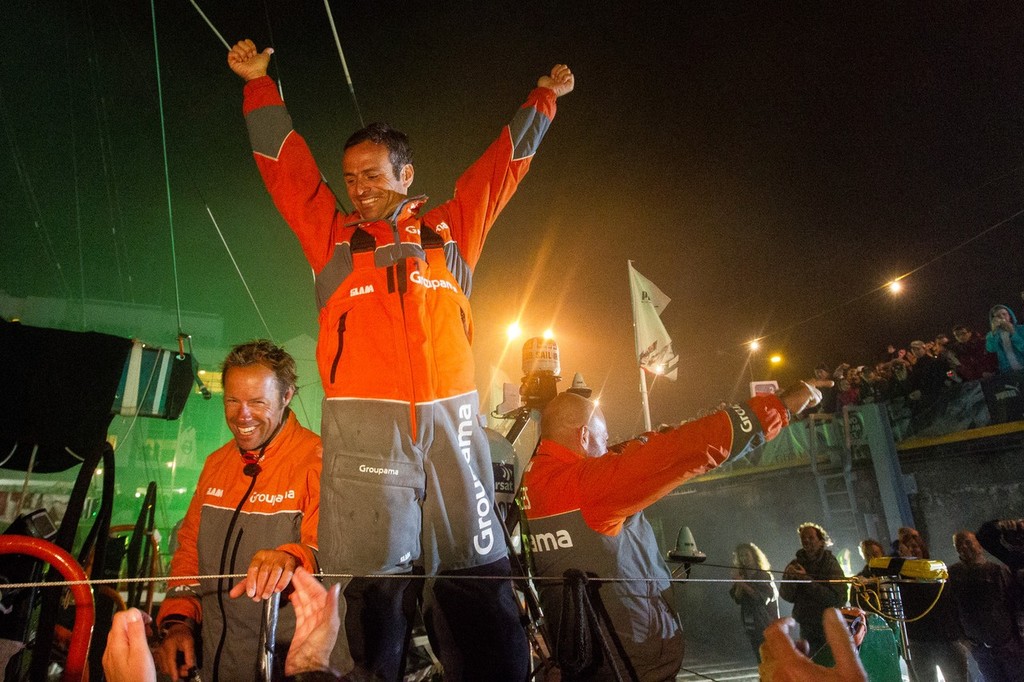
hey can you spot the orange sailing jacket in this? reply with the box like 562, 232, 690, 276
158, 411, 321, 631
242, 76, 558, 409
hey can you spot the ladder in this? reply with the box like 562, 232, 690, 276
806, 412, 864, 547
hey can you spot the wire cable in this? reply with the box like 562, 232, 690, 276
204, 205, 275, 341
148, 0, 185, 339
187, 0, 230, 50
323, 0, 365, 127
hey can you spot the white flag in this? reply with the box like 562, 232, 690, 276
629, 262, 679, 381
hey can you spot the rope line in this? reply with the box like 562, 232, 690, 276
0, 571, 931, 591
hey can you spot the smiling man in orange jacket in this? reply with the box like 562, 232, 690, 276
228, 40, 573, 681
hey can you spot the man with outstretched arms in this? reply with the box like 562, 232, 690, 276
227, 39, 573, 680
521, 384, 821, 681
155, 340, 322, 681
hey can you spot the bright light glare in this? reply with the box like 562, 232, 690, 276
166, 461, 174, 468
888, 280, 903, 294
542, 328, 554, 340
749, 339, 761, 351
770, 354, 782, 364
506, 322, 522, 340
653, 364, 665, 375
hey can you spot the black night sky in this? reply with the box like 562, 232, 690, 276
5, 1, 1024, 438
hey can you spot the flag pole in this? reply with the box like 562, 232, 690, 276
638, 366, 652, 432
629, 261, 654, 432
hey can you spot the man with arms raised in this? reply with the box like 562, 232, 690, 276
227, 40, 573, 680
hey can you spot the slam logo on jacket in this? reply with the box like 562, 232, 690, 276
350, 284, 374, 297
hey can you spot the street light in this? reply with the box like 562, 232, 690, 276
745, 341, 759, 384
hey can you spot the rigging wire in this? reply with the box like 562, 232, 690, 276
101, 0, 317, 430
0, 565, 907, 682
204, 205, 275, 341
186, 0, 285, 99
191, 186, 316, 427
323, 0, 365, 128
262, 0, 285, 98
187, 0, 230, 51
148, 0, 185, 339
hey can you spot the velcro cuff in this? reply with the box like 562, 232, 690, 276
722, 403, 767, 459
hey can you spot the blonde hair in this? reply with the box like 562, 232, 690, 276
734, 542, 771, 571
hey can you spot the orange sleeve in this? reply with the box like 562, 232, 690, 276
425, 87, 558, 271
580, 395, 788, 535
243, 76, 343, 274
157, 471, 206, 627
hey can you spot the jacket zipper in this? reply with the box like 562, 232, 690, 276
329, 312, 348, 384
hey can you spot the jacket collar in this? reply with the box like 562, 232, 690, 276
345, 194, 429, 228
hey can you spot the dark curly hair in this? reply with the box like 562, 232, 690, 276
344, 122, 413, 179
798, 521, 833, 548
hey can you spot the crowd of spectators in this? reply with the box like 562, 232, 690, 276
803, 301, 1024, 432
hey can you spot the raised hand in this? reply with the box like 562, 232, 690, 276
227, 39, 273, 82
538, 64, 575, 98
